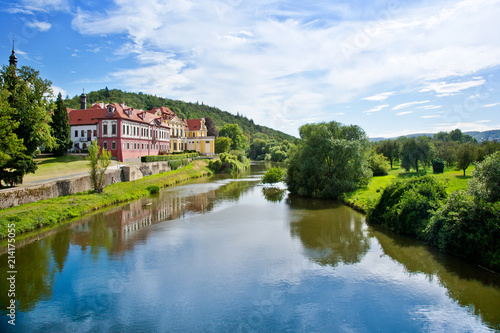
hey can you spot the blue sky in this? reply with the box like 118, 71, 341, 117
2, 0, 500, 138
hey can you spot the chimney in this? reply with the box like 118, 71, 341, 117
80, 89, 87, 110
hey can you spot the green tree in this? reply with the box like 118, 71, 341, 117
87, 141, 112, 193
219, 123, 248, 151
248, 138, 267, 160
215, 137, 232, 153
400, 137, 433, 172
367, 149, 390, 176
1, 65, 56, 156
0, 86, 36, 187
375, 139, 399, 169
456, 143, 477, 176
51, 92, 72, 156
286, 121, 372, 199
204, 117, 218, 137
262, 167, 284, 184
468, 151, 500, 202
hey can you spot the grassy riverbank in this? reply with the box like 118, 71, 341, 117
341, 164, 473, 213
0, 160, 211, 238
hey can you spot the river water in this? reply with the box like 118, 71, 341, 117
1, 162, 499, 332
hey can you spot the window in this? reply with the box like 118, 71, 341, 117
127, 143, 130, 149
81, 130, 85, 137
111, 124, 116, 136
123, 143, 126, 149
103, 124, 108, 136
75, 130, 78, 137
103, 141, 108, 150
93, 130, 97, 136
206, 141, 210, 144
127, 126, 129, 135
112, 141, 116, 150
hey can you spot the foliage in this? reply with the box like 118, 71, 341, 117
0, 161, 211, 237
214, 137, 232, 153
367, 176, 447, 236
208, 152, 249, 174
204, 117, 218, 137
64, 88, 296, 142
0, 153, 37, 187
476, 141, 500, 162
51, 92, 72, 156
286, 121, 372, 199
375, 139, 399, 169
141, 153, 198, 162
468, 151, 500, 203
1, 65, 56, 156
229, 150, 248, 164
367, 149, 390, 176
455, 143, 477, 176
87, 141, 112, 193
249, 139, 267, 160
400, 137, 434, 172
261, 167, 284, 184
432, 158, 445, 174
219, 123, 249, 151
169, 160, 182, 170
0, 88, 31, 187
146, 185, 160, 194
261, 187, 286, 202
433, 140, 459, 167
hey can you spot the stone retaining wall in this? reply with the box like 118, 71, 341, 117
0, 159, 184, 209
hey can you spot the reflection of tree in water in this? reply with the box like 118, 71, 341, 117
0, 235, 58, 314
216, 180, 252, 201
51, 228, 72, 272
373, 227, 500, 330
287, 195, 370, 267
262, 187, 286, 202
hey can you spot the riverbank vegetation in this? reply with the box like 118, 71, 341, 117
208, 151, 249, 174
0, 160, 211, 238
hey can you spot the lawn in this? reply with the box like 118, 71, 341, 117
22, 154, 121, 184
342, 163, 474, 213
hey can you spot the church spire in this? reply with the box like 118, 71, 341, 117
9, 37, 17, 68
80, 88, 87, 110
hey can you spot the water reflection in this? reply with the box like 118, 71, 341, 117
261, 186, 286, 202
287, 195, 371, 267
373, 226, 500, 329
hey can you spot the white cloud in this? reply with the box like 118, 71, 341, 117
420, 79, 486, 95
68, 0, 500, 135
26, 20, 52, 31
476, 120, 491, 123
421, 115, 441, 119
416, 105, 442, 110
483, 102, 500, 107
393, 100, 430, 110
51, 85, 67, 99
20, 0, 69, 11
363, 104, 389, 114
396, 111, 414, 116
432, 122, 499, 132
362, 92, 396, 102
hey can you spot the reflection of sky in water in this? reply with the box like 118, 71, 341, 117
0, 169, 498, 332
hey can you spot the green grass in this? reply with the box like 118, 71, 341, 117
0, 161, 211, 238
341, 163, 474, 213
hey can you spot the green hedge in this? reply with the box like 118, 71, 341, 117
141, 153, 199, 162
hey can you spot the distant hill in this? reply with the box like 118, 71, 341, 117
370, 130, 500, 142
65, 88, 297, 142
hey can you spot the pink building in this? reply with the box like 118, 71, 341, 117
96, 103, 170, 162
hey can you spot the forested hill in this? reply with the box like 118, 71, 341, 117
65, 88, 296, 142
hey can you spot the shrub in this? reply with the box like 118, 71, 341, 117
368, 150, 390, 176
141, 153, 198, 162
147, 185, 160, 194
432, 158, 445, 174
367, 176, 447, 236
169, 160, 182, 170
208, 159, 222, 172
262, 167, 284, 184
468, 151, 500, 203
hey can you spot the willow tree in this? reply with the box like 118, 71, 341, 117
286, 121, 372, 199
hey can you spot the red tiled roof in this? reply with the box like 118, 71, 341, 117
101, 103, 170, 128
186, 119, 204, 131
67, 107, 107, 126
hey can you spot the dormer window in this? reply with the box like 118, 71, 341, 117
107, 105, 115, 116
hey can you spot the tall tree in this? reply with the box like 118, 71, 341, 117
204, 117, 218, 137
51, 92, 72, 156
400, 137, 433, 172
1, 65, 56, 156
286, 121, 372, 199
456, 143, 477, 176
376, 139, 399, 169
87, 141, 111, 193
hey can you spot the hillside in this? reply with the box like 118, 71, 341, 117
370, 130, 500, 142
65, 88, 296, 142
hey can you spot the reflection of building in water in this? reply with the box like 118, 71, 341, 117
71, 189, 218, 254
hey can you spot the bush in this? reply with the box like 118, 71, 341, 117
425, 191, 500, 271
208, 159, 222, 172
262, 167, 284, 184
468, 151, 500, 203
146, 185, 160, 194
367, 176, 447, 236
432, 158, 445, 174
141, 153, 198, 162
208, 152, 249, 173
169, 160, 182, 170
368, 150, 390, 176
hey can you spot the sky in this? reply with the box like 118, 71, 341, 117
1, 0, 500, 138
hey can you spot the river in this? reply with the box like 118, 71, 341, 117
1, 162, 499, 332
